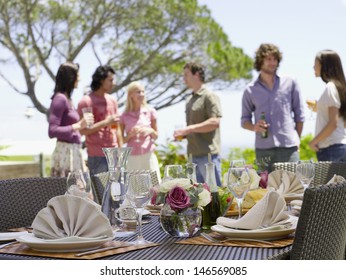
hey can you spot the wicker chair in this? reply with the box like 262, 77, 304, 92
91, 170, 160, 205
268, 180, 346, 259
273, 161, 346, 186
0, 177, 66, 231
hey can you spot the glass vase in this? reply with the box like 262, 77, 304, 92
159, 203, 202, 238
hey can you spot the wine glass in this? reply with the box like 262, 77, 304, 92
133, 126, 141, 143
227, 167, 251, 219
230, 159, 246, 168
296, 161, 315, 190
163, 165, 184, 181
115, 205, 138, 233
66, 170, 92, 199
306, 98, 316, 120
125, 173, 153, 245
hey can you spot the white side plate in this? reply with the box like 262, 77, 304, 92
211, 216, 298, 240
0, 231, 28, 242
16, 233, 112, 252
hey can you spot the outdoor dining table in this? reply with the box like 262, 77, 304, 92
0, 215, 291, 260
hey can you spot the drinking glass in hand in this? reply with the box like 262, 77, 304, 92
66, 170, 92, 199
306, 99, 316, 120
125, 173, 152, 245
227, 167, 251, 219
296, 161, 315, 190
82, 107, 94, 128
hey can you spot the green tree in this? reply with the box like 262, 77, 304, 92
0, 0, 253, 115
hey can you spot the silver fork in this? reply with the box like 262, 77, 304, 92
0, 241, 18, 249
200, 232, 273, 245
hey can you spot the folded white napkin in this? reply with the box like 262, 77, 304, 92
267, 170, 304, 196
327, 174, 346, 184
216, 190, 290, 230
32, 195, 113, 240
290, 199, 302, 216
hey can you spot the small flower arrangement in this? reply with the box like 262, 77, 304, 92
151, 178, 211, 213
218, 186, 233, 214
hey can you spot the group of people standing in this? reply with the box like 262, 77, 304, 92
242, 43, 346, 172
48, 64, 160, 181
48, 42, 346, 185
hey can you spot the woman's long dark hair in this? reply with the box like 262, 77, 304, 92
316, 50, 346, 119
51, 62, 79, 99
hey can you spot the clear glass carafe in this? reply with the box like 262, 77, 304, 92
202, 162, 221, 229
185, 162, 197, 183
101, 147, 132, 229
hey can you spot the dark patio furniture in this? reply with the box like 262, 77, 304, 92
0, 177, 66, 231
273, 161, 346, 186
268, 180, 346, 259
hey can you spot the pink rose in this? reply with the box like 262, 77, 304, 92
259, 170, 268, 188
166, 186, 191, 212
150, 186, 159, 205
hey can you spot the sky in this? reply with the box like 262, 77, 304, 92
1, 0, 346, 157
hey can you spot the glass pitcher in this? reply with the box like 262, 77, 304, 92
101, 147, 132, 229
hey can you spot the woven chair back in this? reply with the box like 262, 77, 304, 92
0, 177, 66, 231
290, 181, 346, 259
273, 161, 346, 186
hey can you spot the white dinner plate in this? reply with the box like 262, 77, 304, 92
0, 231, 28, 242
16, 233, 112, 252
211, 216, 298, 240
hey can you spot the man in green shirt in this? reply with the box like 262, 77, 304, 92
173, 62, 222, 185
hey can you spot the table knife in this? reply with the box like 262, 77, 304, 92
75, 243, 132, 257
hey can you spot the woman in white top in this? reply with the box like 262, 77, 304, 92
308, 50, 346, 161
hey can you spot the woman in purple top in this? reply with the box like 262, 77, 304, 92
120, 81, 161, 183
48, 62, 91, 176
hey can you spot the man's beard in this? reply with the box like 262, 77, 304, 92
261, 67, 277, 75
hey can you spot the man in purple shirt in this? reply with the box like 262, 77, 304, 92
241, 43, 305, 171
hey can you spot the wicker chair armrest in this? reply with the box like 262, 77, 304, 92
267, 250, 291, 260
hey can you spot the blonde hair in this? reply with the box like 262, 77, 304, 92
125, 81, 147, 112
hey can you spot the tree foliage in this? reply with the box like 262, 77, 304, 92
0, 0, 253, 115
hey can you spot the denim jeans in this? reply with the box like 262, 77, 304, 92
256, 146, 299, 172
193, 154, 222, 186
317, 144, 346, 162
87, 156, 108, 176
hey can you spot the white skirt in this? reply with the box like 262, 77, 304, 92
127, 151, 161, 184
51, 141, 86, 177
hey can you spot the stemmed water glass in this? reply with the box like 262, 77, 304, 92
296, 161, 315, 190
125, 173, 153, 245
230, 159, 246, 168
227, 166, 251, 219
163, 164, 184, 181
66, 170, 92, 199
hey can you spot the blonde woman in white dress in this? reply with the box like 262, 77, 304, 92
120, 81, 161, 184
